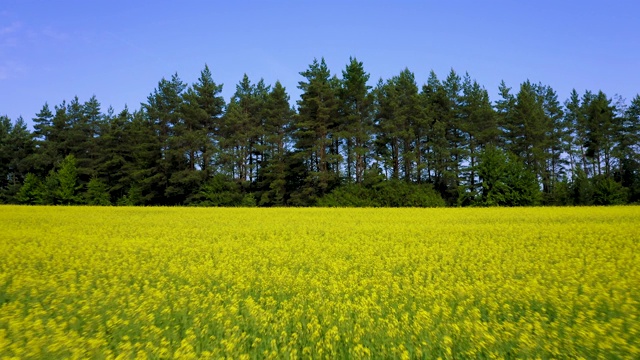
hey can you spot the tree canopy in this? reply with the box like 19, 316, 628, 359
1, 59, 638, 206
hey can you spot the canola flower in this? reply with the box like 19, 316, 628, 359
0, 206, 639, 359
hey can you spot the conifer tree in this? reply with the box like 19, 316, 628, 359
293, 58, 340, 203
338, 57, 373, 184
56, 154, 80, 205
85, 177, 111, 205
259, 81, 294, 206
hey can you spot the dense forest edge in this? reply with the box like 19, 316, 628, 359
1, 57, 639, 207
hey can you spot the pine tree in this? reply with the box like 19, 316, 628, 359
564, 89, 583, 174
374, 77, 401, 180
442, 69, 465, 193
422, 71, 456, 200
127, 109, 162, 205
460, 75, 498, 198
1, 117, 35, 201
0, 116, 13, 200
618, 95, 640, 201
395, 68, 422, 183
581, 91, 616, 177
95, 107, 134, 202
293, 58, 340, 203
338, 57, 373, 184
220, 74, 268, 185
259, 81, 295, 206
181, 64, 225, 180
534, 84, 567, 201
28, 103, 56, 176
142, 73, 186, 204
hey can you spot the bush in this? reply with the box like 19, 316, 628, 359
475, 146, 541, 206
190, 174, 245, 207
592, 176, 628, 205
317, 181, 445, 208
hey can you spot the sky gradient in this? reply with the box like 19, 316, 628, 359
1, 1, 639, 126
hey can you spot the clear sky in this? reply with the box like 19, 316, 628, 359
1, 1, 638, 126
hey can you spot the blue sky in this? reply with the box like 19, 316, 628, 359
1, 1, 638, 126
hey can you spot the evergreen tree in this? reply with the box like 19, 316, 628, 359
536, 84, 568, 201
564, 90, 584, 173
61, 96, 103, 186
85, 177, 111, 205
16, 173, 44, 205
181, 64, 225, 180
422, 71, 457, 201
338, 57, 373, 184
575, 90, 617, 177
0, 116, 35, 202
441, 69, 465, 194
495, 80, 516, 149
259, 81, 295, 206
142, 73, 186, 204
0, 116, 14, 200
56, 154, 80, 205
459, 75, 498, 199
374, 69, 425, 183
617, 95, 640, 202
293, 58, 340, 203
220, 74, 268, 185
374, 77, 401, 180
40, 170, 59, 205
395, 68, 423, 183
28, 103, 55, 176
95, 107, 135, 202
571, 166, 593, 205
5, 117, 34, 201
127, 109, 162, 205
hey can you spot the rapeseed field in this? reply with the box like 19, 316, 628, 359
0, 206, 639, 359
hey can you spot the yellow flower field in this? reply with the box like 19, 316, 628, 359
1, 206, 639, 359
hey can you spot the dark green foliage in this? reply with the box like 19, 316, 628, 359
41, 170, 59, 205
316, 184, 375, 207
294, 58, 340, 201
543, 177, 573, 206
570, 167, 593, 206
476, 146, 540, 206
56, 155, 81, 205
191, 174, 245, 207
2, 59, 639, 207
117, 185, 143, 206
592, 176, 628, 205
374, 69, 425, 183
85, 177, 111, 205
338, 57, 373, 184
16, 173, 43, 205
180, 64, 225, 180
0, 116, 34, 202
460, 75, 499, 198
257, 81, 294, 206
318, 178, 445, 208
95, 107, 134, 202
617, 158, 640, 203
420, 71, 460, 203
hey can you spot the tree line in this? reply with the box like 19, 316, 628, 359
1, 58, 639, 207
